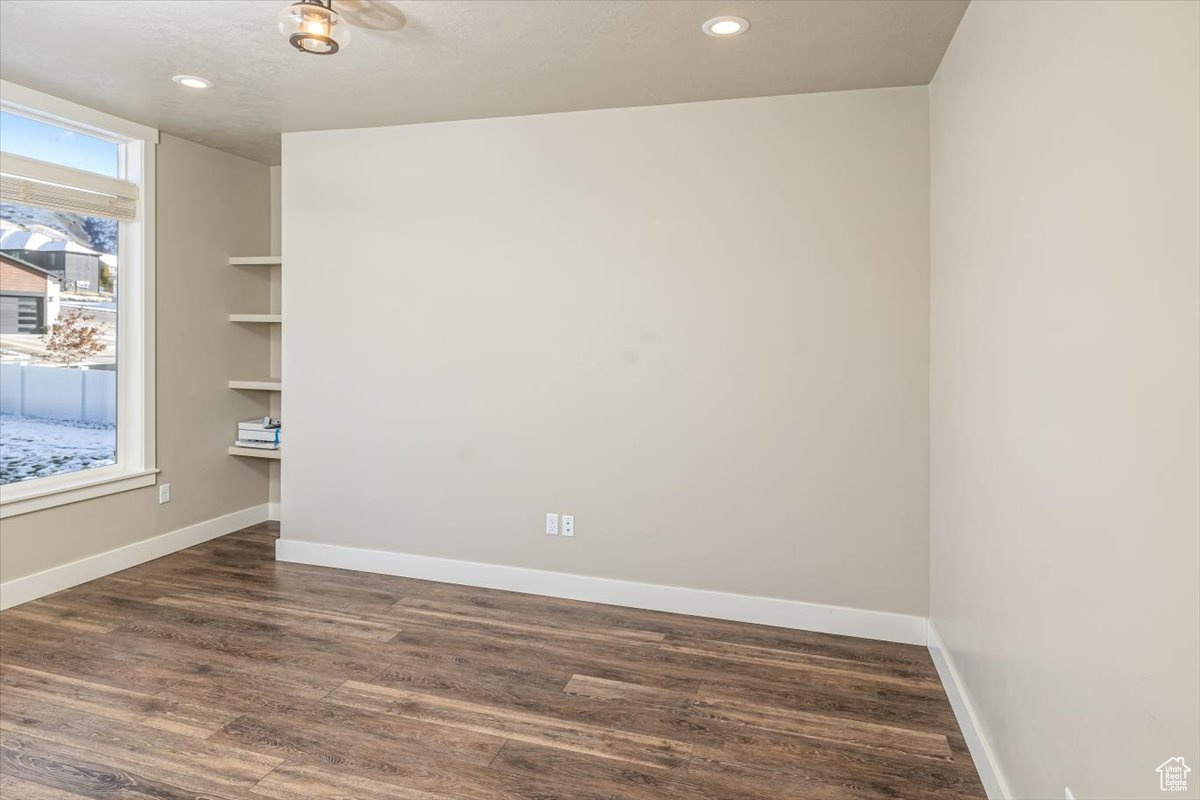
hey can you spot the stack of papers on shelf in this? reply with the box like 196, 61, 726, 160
235, 417, 280, 449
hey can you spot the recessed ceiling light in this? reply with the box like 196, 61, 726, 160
702, 15, 750, 37
172, 75, 213, 90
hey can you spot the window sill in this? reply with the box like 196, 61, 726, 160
0, 469, 159, 519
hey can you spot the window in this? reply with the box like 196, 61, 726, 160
0, 110, 120, 177
1, 203, 119, 481
0, 81, 156, 517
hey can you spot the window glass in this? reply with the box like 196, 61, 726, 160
0, 110, 120, 177
0, 202, 118, 484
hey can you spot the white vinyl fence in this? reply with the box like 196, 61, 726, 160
0, 363, 116, 425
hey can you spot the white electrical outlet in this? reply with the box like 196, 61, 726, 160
561, 515, 574, 537
545, 513, 559, 535
158, 483, 171, 504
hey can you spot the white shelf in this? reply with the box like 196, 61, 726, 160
229, 313, 282, 323
229, 256, 281, 266
227, 252, 281, 467
229, 378, 281, 391
229, 445, 281, 460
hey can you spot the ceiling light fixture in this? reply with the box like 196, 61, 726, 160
172, 75, 213, 89
278, 0, 349, 55
702, 15, 750, 37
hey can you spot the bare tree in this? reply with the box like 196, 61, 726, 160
40, 308, 107, 365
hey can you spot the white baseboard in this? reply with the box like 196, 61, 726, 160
268, 501, 281, 521
927, 621, 1011, 799
274, 539, 928, 645
0, 503, 271, 610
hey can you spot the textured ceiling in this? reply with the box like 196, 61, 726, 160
0, 0, 967, 165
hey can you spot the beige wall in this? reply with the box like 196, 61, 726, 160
268, 164, 282, 508
929, 2, 1200, 798
0, 133, 273, 582
281, 88, 931, 615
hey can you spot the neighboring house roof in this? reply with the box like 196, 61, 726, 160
0, 229, 53, 251
0, 228, 110, 258
0, 252, 64, 283
38, 239, 102, 255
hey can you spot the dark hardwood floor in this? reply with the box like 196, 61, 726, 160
0, 523, 986, 799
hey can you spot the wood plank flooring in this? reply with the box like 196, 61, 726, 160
0, 523, 987, 799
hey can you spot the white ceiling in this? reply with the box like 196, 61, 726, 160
0, 0, 967, 165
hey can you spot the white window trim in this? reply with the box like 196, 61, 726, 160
0, 81, 158, 519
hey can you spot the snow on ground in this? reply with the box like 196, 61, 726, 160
0, 413, 116, 485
